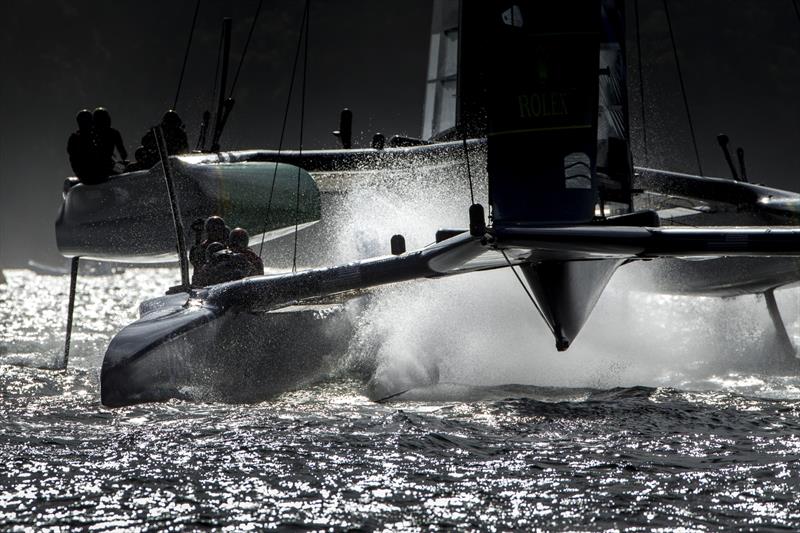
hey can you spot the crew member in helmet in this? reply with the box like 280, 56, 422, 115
195, 241, 249, 286
192, 242, 225, 287
92, 107, 128, 177
203, 216, 230, 247
136, 109, 190, 170
135, 133, 159, 169
228, 227, 264, 277
160, 110, 190, 155
190, 216, 231, 286
67, 109, 99, 183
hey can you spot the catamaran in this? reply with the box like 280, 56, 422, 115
54, 0, 800, 406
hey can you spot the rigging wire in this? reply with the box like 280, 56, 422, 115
502, 253, 555, 336
208, 24, 225, 115
793, 0, 800, 27
634, 0, 649, 166
500, 250, 555, 336
258, 1, 309, 258
662, 0, 704, 176
173, 0, 202, 111
229, 0, 264, 97
456, 2, 476, 207
461, 130, 475, 206
291, 2, 311, 274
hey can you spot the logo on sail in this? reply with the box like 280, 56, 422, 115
564, 152, 591, 189
501, 6, 523, 27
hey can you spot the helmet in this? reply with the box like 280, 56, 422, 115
204, 216, 227, 242
204, 215, 226, 232
162, 109, 182, 128
190, 218, 205, 233
76, 109, 92, 129
93, 107, 111, 129
229, 227, 250, 250
205, 241, 226, 259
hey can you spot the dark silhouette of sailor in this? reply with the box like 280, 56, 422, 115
190, 216, 232, 286
228, 228, 264, 277
203, 216, 229, 247
194, 240, 250, 286
92, 107, 128, 177
160, 110, 190, 155
137, 110, 190, 170
67, 109, 98, 183
192, 242, 226, 287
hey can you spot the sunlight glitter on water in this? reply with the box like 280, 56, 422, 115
2, 268, 800, 529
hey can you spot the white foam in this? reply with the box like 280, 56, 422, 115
321, 168, 800, 398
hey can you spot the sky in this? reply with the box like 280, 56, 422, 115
0, 0, 799, 267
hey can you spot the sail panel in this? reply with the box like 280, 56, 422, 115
459, 1, 602, 225
597, 0, 633, 212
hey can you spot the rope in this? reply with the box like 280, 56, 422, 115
662, 0, 703, 176
258, 1, 309, 257
173, 0, 202, 111
501, 251, 554, 335
292, 2, 310, 274
634, 0, 648, 166
229, 0, 264, 96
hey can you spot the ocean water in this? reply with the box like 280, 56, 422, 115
2, 267, 800, 531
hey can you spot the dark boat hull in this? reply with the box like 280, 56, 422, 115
56, 158, 321, 263
623, 256, 800, 297
101, 294, 357, 406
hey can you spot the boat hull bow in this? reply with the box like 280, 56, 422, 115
101, 294, 356, 407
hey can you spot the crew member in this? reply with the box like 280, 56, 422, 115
190, 216, 230, 286
137, 110, 190, 170
67, 109, 98, 183
194, 241, 249, 286
202, 216, 229, 247
135, 134, 159, 169
228, 227, 264, 277
161, 110, 190, 155
92, 107, 128, 177
192, 242, 225, 287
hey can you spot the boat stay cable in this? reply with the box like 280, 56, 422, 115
461, 130, 475, 206
195, 26, 225, 152
291, 1, 311, 274
794, 0, 800, 28
456, 3, 476, 208
172, 0, 202, 111
257, 0, 310, 258
203, 23, 225, 144
662, 0, 704, 176
501, 251, 555, 336
229, 0, 264, 97
634, 0, 649, 166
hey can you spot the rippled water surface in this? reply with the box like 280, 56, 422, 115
2, 268, 800, 531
